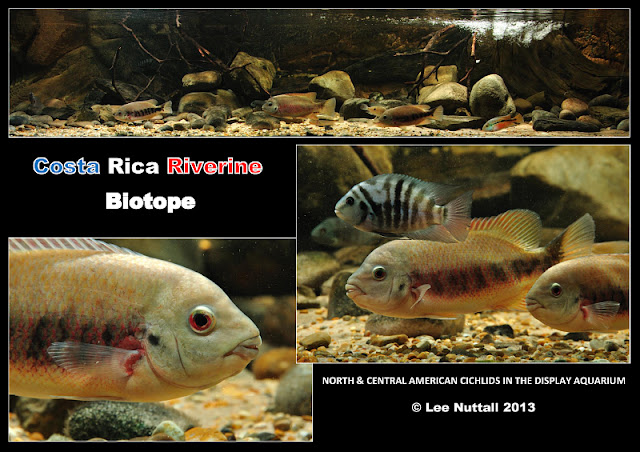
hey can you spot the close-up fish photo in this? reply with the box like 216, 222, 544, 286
296, 145, 629, 364
9, 238, 308, 441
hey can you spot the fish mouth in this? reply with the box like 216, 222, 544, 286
224, 335, 262, 361
525, 298, 541, 312
345, 283, 363, 300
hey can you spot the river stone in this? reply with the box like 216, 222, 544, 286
273, 365, 312, 416
181, 70, 223, 92
365, 314, 465, 338
327, 271, 371, 318
299, 331, 331, 350
532, 117, 600, 132
587, 105, 629, 128
296, 251, 341, 290
588, 94, 620, 108
65, 401, 196, 441
561, 97, 589, 116
469, 74, 515, 119
510, 145, 629, 240
417, 82, 467, 114
418, 64, 458, 85
309, 70, 355, 106
227, 51, 276, 100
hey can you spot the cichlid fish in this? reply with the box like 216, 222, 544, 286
9, 238, 261, 402
360, 103, 388, 117
334, 174, 473, 243
114, 100, 173, 122
311, 217, 384, 248
525, 254, 629, 332
345, 210, 595, 319
262, 93, 337, 119
373, 104, 443, 127
482, 112, 524, 131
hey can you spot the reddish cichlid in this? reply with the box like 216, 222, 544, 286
526, 254, 629, 332
345, 210, 594, 319
482, 112, 524, 131
262, 93, 337, 119
374, 104, 443, 127
114, 100, 172, 122
9, 238, 261, 402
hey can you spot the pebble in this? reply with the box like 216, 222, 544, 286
299, 331, 331, 350
369, 334, 408, 346
252, 347, 297, 379
184, 427, 228, 442
8, 117, 627, 137
297, 308, 629, 363
151, 421, 185, 441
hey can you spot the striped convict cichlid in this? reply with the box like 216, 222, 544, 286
345, 210, 595, 319
525, 253, 629, 332
482, 112, 524, 131
262, 93, 337, 119
334, 173, 473, 243
373, 104, 443, 127
9, 238, 261, 402
114, 100, 172, 122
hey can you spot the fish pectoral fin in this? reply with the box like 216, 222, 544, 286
47, 342, 143, 379
585, 301, 621, 320
507, 298, 529, 312
411, 284, 431, 304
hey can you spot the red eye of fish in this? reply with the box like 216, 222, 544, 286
189, 306, 216, 334
550, 283, 563, 297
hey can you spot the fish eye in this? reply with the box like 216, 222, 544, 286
372, 266, 387, 281
550, 283, 563, 298
346, 196, 355, 206
188, 305, 216, 335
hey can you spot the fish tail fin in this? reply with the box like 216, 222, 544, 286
320, 98, 337, 117
430, 105, 444, 121
442, 190, 473, 241
513, 112, 524, 124
545, 213, 595, 264
162, 101, 173, 115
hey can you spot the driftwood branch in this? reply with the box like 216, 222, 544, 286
108, 46, 128, 103
400, 25, 472, 98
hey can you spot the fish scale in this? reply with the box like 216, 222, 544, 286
345, 210, 595, 319
9, 238, 261, 402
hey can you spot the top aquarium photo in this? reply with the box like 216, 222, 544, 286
8, 9, 629, 137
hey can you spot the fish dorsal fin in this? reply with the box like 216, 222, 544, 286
9, 238, 140, 255
469, 209, 541, 250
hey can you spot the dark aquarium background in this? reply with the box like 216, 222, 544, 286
10, 9, 628, 114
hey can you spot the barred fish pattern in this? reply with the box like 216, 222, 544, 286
335, 173, 472, 242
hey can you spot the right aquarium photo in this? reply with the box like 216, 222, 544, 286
296, 145, 629, 363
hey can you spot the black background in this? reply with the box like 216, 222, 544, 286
7, 135, 633, 447
9, 138, 296, 238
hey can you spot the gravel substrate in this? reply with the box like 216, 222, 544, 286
9, 370, 312, 442
296, 306, 630, 363
8, 120, 629, 138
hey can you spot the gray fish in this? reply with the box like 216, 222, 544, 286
334, 174, 473, 243
311, 217, 383, 248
